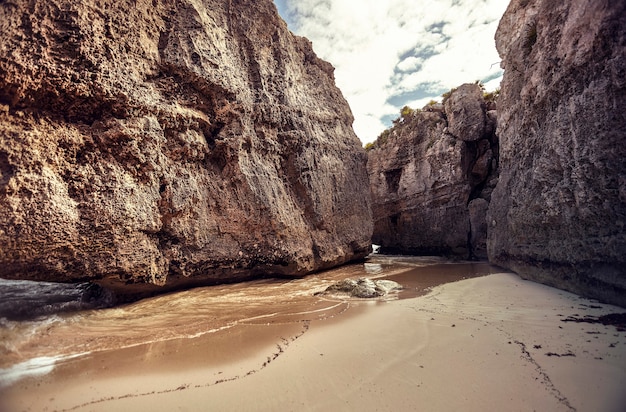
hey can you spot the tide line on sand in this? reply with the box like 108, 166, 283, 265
2, 272, 626, 412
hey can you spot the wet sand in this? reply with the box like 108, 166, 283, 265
2, 267, 626, 411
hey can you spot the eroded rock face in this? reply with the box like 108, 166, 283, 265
0, 0, 372, 296
489, 0, 626, 306
444, 84, 486, 142
367, 84, 498, 258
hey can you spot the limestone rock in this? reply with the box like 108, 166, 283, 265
319, 278, 402, 298
0, 0, 372, 297
444, 84, 486, 142
488, 0, 626, 306
367, 84, 497, 257
468, 198, 489, 260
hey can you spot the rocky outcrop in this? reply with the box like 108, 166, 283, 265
367, 84, 498, 258
489, 0, 626, 306
318, 278, 402, 298
0, 0, 372, 297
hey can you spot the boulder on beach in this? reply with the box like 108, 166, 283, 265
319, 278, 403, 298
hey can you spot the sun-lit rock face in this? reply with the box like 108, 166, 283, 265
489, 0, 626, 306
0, 0, 372, 296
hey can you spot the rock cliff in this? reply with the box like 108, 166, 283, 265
0, 0, 372, 296
489, 0, 626, 306
367, 84, 498, 258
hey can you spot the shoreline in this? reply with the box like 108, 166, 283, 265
0, 257, 496, 371
2, 271, 626, 411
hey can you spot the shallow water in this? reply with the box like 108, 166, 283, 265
0, 255, 501, 387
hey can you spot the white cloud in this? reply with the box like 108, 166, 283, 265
275, 0, 508, 145
396, 56, 423, 73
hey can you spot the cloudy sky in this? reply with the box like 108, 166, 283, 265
273, 0, 509, 145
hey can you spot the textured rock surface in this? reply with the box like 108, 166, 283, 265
444, 84, 486, 142
367, 84, 498, 258
0, 0, 372, 296
489, 0, 626, 306
318, 278, 402, 298
468, 198, 489, 259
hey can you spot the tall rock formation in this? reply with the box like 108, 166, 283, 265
367, 84, 498, 258
489, 0, 626, 306
0, 0, 372, 296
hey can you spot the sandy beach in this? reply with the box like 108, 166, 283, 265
2, 270, 625, 412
